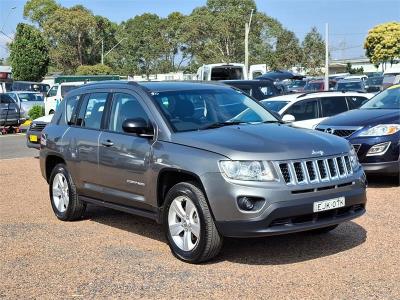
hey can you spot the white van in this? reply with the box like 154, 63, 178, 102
45, 82, 84, 115
196, 63, 267, 81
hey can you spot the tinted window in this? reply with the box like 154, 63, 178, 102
47, 86, 58, 97
79, 93, 107, 129
337, 81, 362, 91
18, 93, 43, 102
321, 97, 348, 117
347, 96, 369, 109
211, 67, 243, 80
285, 100, 319, 121
109, 93, 150, 133
304, 82, 322, 91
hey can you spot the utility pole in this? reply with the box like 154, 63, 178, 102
324, 23, 329, 91
244, 9, 254, 76
101, 39, 104, 65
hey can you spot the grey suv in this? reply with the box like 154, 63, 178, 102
39, 81, 367, 263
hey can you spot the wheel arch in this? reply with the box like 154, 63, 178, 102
45, 154, 66, 182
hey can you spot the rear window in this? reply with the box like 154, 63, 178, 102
211, 66, 244, 80
337, 81, 362, 91
18, 93, 43, 102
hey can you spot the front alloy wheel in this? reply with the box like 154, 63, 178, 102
164, 182, 223, 263
168, 196, 200, 251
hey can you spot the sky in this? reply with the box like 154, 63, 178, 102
1, 0, 399, 61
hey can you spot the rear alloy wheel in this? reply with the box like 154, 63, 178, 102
164, 182, 223, 263
49, 163, 86, 221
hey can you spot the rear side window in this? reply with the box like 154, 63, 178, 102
321, 97, 348, 117
78, 93, 108, 129
65, 95, 80, 124
285, 100, 319, 121
347, 96, 369, 109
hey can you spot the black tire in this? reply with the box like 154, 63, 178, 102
163, 182, 223, 263
49, 163, 86, 221
309, 224, 339, 234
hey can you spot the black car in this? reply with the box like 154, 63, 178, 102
316, 85, 400, 176
222, 80, 280, 100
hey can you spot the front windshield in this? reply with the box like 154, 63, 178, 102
18, 93, 43, 102
361, 87, 400, 109
337, 81, 362, 91
152, 89, 278, 132
261, 100, 289, 112
367, 77, 383, 85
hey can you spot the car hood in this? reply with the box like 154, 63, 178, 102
34, 114, 53, 123
170, 124, 350, 161
319, 109, 400, 127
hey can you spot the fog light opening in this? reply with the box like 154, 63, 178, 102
237, 196, 255, 211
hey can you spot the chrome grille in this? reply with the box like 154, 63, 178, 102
276, 154, 353, 185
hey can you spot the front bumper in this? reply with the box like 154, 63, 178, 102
362, 161, 400, 175
201, 168, 367, 237
216, 191, 366, 238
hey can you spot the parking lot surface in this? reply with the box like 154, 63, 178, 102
0, 157, 399, 299
0, 134, 37, 159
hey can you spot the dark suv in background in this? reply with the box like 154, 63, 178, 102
40, 81, 367, 263
317, 85, 400, 176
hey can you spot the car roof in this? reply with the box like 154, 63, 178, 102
338, 79, 362, 83
221, 79, 273, 85
263, 91, 374, 102
74, 80, 231, 93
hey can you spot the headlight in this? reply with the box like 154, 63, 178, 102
219, 161, 276, 181
349, 147, 360, 170
359, 124, 400, 136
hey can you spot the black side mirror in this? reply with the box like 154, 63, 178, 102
122, 118, 154, 137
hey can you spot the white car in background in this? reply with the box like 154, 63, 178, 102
261, 91, 375, 129
343, 75, 368, 82
45, 82, 84, 115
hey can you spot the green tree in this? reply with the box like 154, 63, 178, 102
76, 64, 113, 75
364, 22, 400, 69
9, 23, 49, 81
28, 105, 45, 120
302, 27, 325, 75
268, 29, 303, 70
43, 5, 97, 73
23, 0, 59, 27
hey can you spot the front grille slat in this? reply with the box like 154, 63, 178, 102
277, 154, 354, 186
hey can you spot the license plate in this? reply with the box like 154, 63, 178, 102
29, 135, 38, 142
313, 197, 345, 212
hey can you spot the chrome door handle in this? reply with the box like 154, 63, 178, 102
101, 140, 114, 147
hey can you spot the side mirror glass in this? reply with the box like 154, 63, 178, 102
282, 114, 295, 123
122, 118, 154, 137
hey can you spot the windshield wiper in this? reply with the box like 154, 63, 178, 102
263, 120, 284, 124
200, 121, 249, 130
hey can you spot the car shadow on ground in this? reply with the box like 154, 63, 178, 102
367, 175, 399, 188
85, 204, 366, 265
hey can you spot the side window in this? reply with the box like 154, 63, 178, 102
47, 86, 58, 97
347, 96, 368, 109
79, 93, 107, 129
321, 97, 348, 117
285, 100, 319, 121
65, 95, 80, 124
0, 94, 15, 104
109, 93, 150, 133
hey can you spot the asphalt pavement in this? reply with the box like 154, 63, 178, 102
0, 134, 38, 159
